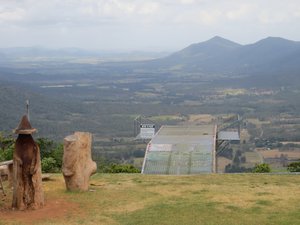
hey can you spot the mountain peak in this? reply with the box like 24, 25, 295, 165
209, 36, 228, 41
255, 36, 298, 45
250, 37, 300, 50
186, 36, 241, 50
205, 36, 241, 46
167, 36, 241, 60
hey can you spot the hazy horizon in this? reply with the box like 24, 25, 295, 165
1, 36, 300, 53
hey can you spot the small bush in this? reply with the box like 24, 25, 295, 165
253, 163, 271, 173
41, 157, 59, 173
51, 144, 64, 168
104, 163, 140, 173
0, 146, 13, 161
287, 162, 300, 172
37, 138, 63, 173
225, 164, 252, 173
0, 133, 14, 161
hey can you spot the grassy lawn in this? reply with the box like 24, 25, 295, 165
1, 173, 300, 225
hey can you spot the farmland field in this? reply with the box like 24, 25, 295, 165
1, 173, 300, 225
258, 149, 300, 159
245, 151, 262, 164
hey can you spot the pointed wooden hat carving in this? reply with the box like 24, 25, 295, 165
14, 115, 37, 134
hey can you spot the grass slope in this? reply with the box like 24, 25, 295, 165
1, 174, 300, 225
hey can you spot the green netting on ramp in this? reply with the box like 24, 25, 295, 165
142, 125, 215, 174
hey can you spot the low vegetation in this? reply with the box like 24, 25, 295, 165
1, 173, 300, 225
102, 163, 141, 173
287, 162, 300, 172
0, 133, 14, 162
252, 163, 271, 173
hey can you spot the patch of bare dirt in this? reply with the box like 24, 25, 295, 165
0, 197, 83, 224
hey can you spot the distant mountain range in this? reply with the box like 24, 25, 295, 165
149, 36, 300, 78
0, 36, 300, 86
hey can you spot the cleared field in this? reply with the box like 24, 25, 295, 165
220, 88, 247, 96
258, 149, 300, 159
149, 115, 184, 121
281, 142, 300, 145
245, 151, 262, 163
187, 114, 214, 123
246, 118, 271, 128
1, 173, 300, 225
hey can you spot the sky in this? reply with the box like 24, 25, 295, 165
0, 0, 300, 51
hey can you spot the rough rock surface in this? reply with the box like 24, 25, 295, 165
62, 132, 97, 191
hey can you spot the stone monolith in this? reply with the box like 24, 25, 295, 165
12, 115, 44, 210
62, 132, 97, 191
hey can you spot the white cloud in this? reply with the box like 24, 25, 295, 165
81, 6, 95, 16
294, 11, 300, 18
138, 2, 160, 15
226, 4, 254, 20
174, 7, 222, 25
198, 10, 222, 25
0, 0, 300, 50
0, 7, 26, 22
258, 11, 289, 24
75, 1, 162, 25
178, 0, 195, 4
109, 1, 136, 15
1, 0, 297, 27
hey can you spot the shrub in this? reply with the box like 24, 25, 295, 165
225, 164, 252, 173
252, 163, 271, 173
41, 157, 59, 173
0, 133, 14, 161
37, 138, 55, 159
37, 138, 63, 172
287, 162, 300, 172
104, 163, 140, 173
0, 146, 13, 161
51, 144, 64, 168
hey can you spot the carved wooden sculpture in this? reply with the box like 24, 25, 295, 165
62, 132, 97, 191
12, 115, 44, 210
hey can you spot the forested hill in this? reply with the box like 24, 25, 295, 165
0, 82, 75, 138
149, 36, 300, 78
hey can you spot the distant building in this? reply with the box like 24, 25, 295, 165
136, 124, 156, 139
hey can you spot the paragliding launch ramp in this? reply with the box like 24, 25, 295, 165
142, 125, 217, 174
